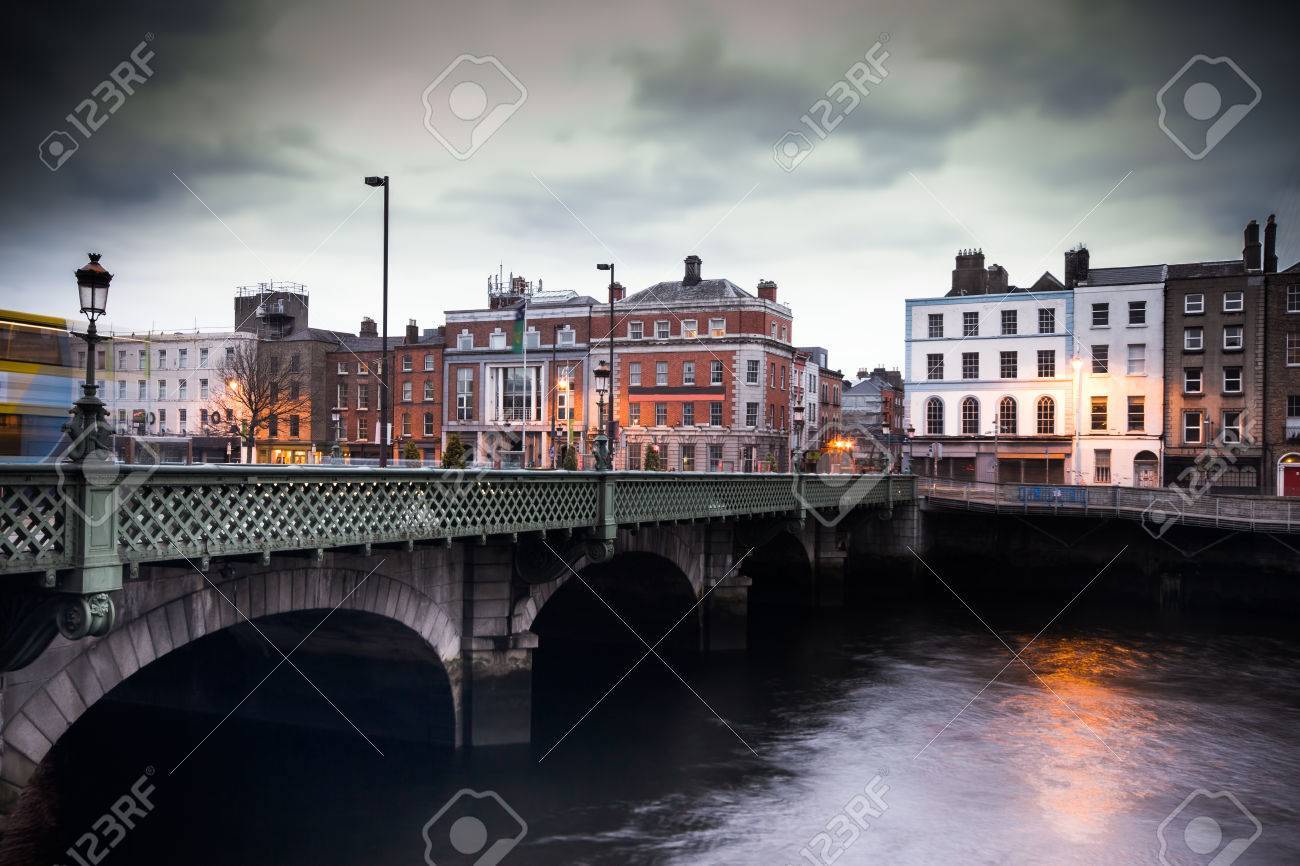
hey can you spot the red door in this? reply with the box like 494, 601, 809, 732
1283, 466, 1300, 497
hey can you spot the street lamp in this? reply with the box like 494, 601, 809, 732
596, 263, 616, 464
65, 253, 113, 462
364, 175, 390, 466
792, 403, 806, 470
593, 359, 612, 470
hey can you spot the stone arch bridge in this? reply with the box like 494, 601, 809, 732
0, 465, 914, 826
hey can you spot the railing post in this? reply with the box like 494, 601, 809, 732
594, 472, 617, 559
62, 465, 124, 599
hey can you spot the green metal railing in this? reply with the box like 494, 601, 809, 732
1, 465, 914, 578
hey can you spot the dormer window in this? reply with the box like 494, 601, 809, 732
457, 330, 473, 350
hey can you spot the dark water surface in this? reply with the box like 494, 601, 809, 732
42, 600, 1300, 865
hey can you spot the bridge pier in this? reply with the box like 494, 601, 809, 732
702, 524, 749, 652
812, 522, 847, 607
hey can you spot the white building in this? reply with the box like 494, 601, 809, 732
1069, 259, 1166, 487
905, 250, 1076, 483
102, 330, 255, 456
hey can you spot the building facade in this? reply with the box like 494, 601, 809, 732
843, 365, 904, 471
905, 250, 1074, 483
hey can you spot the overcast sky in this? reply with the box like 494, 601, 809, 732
3, 0, 1298, 374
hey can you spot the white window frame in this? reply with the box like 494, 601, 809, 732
629, 321, 644, 340
557, 327, 576, 347
489, 330, 507, 350
682, 362, 695, 385
1184, 327, 1203, 351
1223, 367, 1242, 394
655, 321, 670, 339
629, 362, 641, 386
682, 319, 698, 339
1223, 291, 1244, 312
1185, 293, 1204, 314
1126, 343, 1146, 376
1223, 325, 1243, 351
708, 318, 725, 337
457, 331, 473, 350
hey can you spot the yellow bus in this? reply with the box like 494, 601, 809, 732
0, 309, 79, 459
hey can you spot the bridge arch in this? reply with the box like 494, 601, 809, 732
1, 565, 459, 817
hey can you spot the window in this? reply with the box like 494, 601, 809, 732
1038, 308, 1055, 334
708, 444, 724, 470
199, 379, 209, 400
1001, 309, 1017, 335
158, 409, 166, 430
557, 328, 575, 347
681, 445, 696, 472
1126, 301, 1147, 325
683, 362, 695, 385
928, 314, 944, 338
998, 397, 1017, 434
962, 352, 979, 379
1184, 367, 1202, 393
781, 326, 788, 342
402, 355, 413, 372
1091, 346, 1108, 374
1185, 293, 1204, 314
525, 329, 540, 350
1223, 291, 1243, 312
712, 361, 724, 386
1092, 303, 1109, 327
175, 348, 188, 368
158, 380, 167, 400
138, 349, 147, 370
1223, 325, 1243, 350
629, 321, 644, 340
655, 321, 670, 339
1000, 351, 1017, 378
489, 331, 507, 350
771, 323, 778, 339
1128, 396, 1145, 431
178, 379, 188, 400
656, 362, 668, 386
1289, 333, 1300, 366
655, 402, 667, 426
402, 414, 411, 436
745, 402, 758, 427
199, 409, 208, 428
116, 380, 126, 399
710, 402, 723, 425
1127, 343, 1146, 375
158, 349, 167, 368
682, 319, 698, 339
962, 311, 979, 337
200, 347, 210, 368
1222, 410, 1243, 443
288, 416, 299, 438
629, 363, 642, 386
925, 397, 944, 435
1091, 396, 1108, 431
682, 402, 695, 426
961, 397, 980, 435
424, 354, 435, 371
424, 381, 434, 401
336, 383, 348, 408
1037, 350, 1055, 378
456, 369, 473, 420
288, 353, 299, 372
746, 360, 760, 384
357, 384, 370, 409
926, 354, 944, 380
289, 381, 300, 401
357, 418, 367, 440
116, 349, 127, 370
1184, 411, 1204, 444
178, 408, 188, 432
1036, 396, 1056, 434
457, 331, 473, 350
402, 381, 413, 402
768, 363, 775, 386
1289, 286, 1300, 313
1223, 366, 1242, 393
629, 402, 641, 425
138, 380, 146, 399
337, 361, 348, 374
1184, 327, 1203, 351
1094, 450, 1112, 483
709, 318, 726, 337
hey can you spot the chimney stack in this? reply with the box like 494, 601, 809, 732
951, 249, 988, 295
610, 281, 626, 301
683, 255, 702, 286
1244, 219, 1262, 271
406, 318, 419, 343
986, 264, 1009, 293
1264, 214, 1278, 273
1064, 245, 1090, 289
360, 316, 378, 338
757, 279, 778, 301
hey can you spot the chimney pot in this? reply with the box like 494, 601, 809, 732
360, 316, 378, 338
1244, 219, 1262, 271
405, 319, 419, 343
1264, 214, 1279, 273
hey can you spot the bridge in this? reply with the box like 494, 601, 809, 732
0, 465, 913, 828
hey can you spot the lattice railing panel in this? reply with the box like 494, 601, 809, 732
0, 474, 68, 571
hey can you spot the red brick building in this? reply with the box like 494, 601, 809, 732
324, 317, 386, 461
393, 320, 445, 463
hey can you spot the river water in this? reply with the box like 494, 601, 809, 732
41, 600, 1300, 865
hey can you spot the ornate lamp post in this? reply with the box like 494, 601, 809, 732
596, 263, 617, 464
593, 360, 612, 470
792, 403, 806, 470
65, 253, 113, 462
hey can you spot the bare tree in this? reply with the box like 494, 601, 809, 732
211, 341, 309, 463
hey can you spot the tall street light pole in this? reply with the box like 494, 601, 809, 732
597, 263, 615, 467
67, 253, 113, 462
364, 176, 390, 466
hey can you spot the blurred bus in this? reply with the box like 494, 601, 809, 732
0, 309, 79, 460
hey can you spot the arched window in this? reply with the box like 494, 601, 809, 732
1036, 396, 1056, 434
926, 397, 944, 435
960, 397, 980, 435
998, 396, 1017, 435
